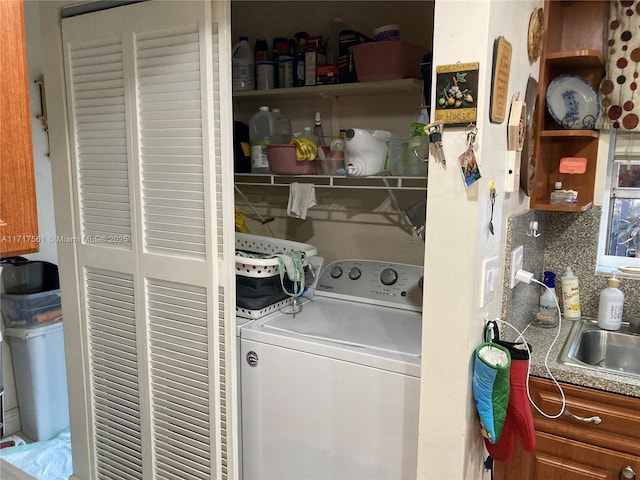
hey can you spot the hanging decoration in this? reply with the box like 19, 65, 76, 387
600, 0, 640, 131
434, 62, 479, 126
490, 37, 512, 123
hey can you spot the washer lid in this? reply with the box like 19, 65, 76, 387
256, 297, 422, 357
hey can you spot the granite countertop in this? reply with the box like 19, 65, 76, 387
509, 318, 640, 398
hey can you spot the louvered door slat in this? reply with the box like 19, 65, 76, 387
137, 24, 205, 258
92, 386, 140, 413
84, 267, 142, 479
147, 276, 212, 478
154, 395, 208, 422
70, 37, 131, 248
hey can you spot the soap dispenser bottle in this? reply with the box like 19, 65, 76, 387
597, 275, 624, 331
561, 265, 581, 319
535, 271, 559, 328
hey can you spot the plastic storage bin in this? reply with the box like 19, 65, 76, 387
266, 144, 317, 175
4, 323, 69, 441
350, 41, 428, 82
1, 290, 62, 328
1, 258, 59, 294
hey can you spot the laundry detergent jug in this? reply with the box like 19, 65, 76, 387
344, 128, 392, 176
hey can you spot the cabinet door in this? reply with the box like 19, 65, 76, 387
508, 432, 640, 480
0, 0, 39, 256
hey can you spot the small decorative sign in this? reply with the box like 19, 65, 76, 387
434, 62, 479, 126
490, 37, 512, 123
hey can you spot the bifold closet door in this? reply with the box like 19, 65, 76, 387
61, 1, 237, 478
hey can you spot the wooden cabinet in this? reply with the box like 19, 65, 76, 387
495, 377, 640, 480
0, 0, 39, 256
531, 0, 608, 211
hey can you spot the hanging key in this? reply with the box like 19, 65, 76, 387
425, 122, 446, 166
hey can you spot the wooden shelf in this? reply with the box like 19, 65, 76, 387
544, 49, 604, 69
539, 129, 600, 139
531, 0, 607, 213
232, 78, 423, 103
530, 201, 592, 212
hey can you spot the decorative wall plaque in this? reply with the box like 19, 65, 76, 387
434, 62, 479, 126
490, 36, 512, 123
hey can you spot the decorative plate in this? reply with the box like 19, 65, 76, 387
546, 75, 600, 129
527, 8, 544, 62
520, 76, 538, 195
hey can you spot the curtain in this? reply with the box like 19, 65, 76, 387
600, 0, 640, 131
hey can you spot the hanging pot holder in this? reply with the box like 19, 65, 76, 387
472, 324, 511, 444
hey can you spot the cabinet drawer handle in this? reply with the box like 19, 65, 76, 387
562, 408, 602, 424
620, 466, 636, 480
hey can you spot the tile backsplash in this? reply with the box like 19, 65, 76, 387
502, 207, 640, 331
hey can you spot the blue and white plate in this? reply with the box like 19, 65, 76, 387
546, 75, 600, 129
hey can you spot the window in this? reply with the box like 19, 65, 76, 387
598, 129, 640, 272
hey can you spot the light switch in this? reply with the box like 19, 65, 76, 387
480, 256, 499, 307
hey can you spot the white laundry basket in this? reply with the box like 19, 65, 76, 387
235, 233, 317, 319
4, 322, 69, 441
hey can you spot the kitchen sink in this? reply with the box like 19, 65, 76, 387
558, 318, 640, 378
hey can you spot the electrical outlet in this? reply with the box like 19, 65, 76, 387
510, 245, 524, 289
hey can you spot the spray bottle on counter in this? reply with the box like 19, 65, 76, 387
534, 271, 559, 328
597, 274, 624, 331
561, 265, 581, 319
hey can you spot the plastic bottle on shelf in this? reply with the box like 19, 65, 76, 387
300, 126, 319, 145
560, 265, 581, 319
294, 34, 307, 87
249, 106, 275, 174
313, 112, 326, 146
326, 17, 349, 66
232, 36, 255, 92
271, 108, 292, 144
254, 38, 269, 62
597, 274, 624, 331
534, 271, 559, 328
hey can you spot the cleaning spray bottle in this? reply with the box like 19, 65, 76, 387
535, 270, 558, 328
597, 274, 624, 331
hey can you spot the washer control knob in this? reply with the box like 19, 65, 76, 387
348, 267, 362, 280
330, 266, 343, 278
380, 268, 398, 286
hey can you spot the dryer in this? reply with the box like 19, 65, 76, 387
240, 259, 423, 480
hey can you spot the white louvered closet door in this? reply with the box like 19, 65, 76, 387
61, 1, 237, 479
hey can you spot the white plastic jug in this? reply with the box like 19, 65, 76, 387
232, 36, 255, 91
344, 128, 392, 176
271, 108, 292, 144
249, 106, 275, 174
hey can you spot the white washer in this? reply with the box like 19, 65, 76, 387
240, 259, 423, 480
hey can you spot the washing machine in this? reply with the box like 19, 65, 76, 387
240, 259, 423, 480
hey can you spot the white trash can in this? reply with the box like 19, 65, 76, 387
4, 322, 69, 441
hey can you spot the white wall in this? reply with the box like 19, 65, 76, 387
0, 0, 60, 437
418, 1, 539, 478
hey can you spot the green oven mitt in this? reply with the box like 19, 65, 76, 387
472, 342, 511, 444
